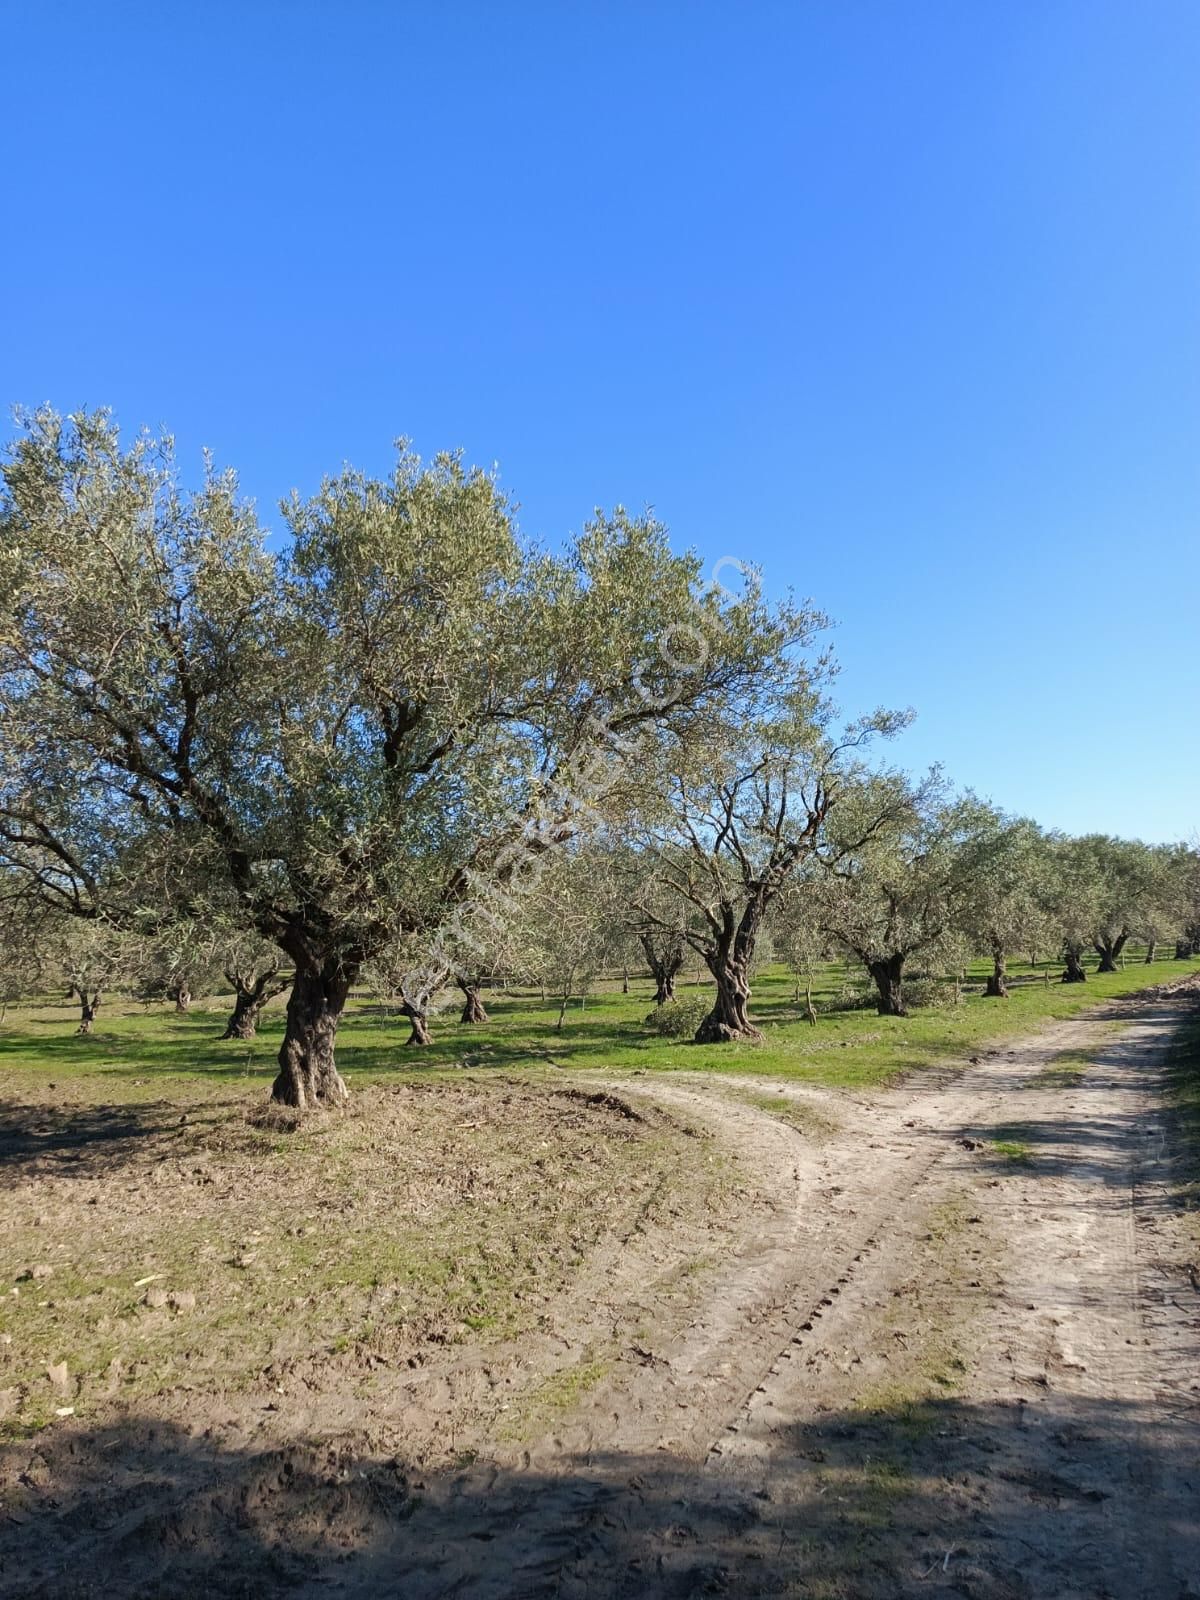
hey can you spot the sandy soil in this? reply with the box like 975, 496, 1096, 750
2, 980, 1198, 1598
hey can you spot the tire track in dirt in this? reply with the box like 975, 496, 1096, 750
353, 983, 1200, 1598
551, 1013, 1129, 1467
7, 982, 1198, 1598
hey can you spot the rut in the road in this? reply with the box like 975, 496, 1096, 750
346, 982, 1200, 1600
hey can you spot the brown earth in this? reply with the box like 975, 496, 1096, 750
1, 981, 1198, 1598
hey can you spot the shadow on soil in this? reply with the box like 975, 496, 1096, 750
0, 1098, 239, 1180
2, 1389, 1195, 1599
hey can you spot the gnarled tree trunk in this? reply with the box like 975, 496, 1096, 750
172, 985, 191, 1013
222, 965, 286, 1040
1093, 932, 1127, 974
868, 954, 908, 1017
457, 980, 489, 1025
400, 1000, 432, 1045
694, 898, 769, 1044
985, 947, 1009, 998
271, 963, 351, 1107
75, 989, 102, 1035
1062, 942, 1087, 983
639, 933, 684, 1007
1145, 940, 1156, 964
695, 957, 761, 1042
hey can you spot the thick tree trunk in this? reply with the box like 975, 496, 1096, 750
868, 955, 908, 1017
173, 986, 191, 1013
621, 967, 629, 994
222, 969, 286, 1040
223, 991, 263, 1040
984, 950, 1009, 998
1062, 943, 1088, 983
271, 964, 351, 1107
653, 971, 677, 1005
639, 935, 684, 1007
458, 983, 489, 1025
1094, 932, 1127, 974
695, 959, 761, 1043
1177, 939, 1195, 960
400, 1001, 432, 1046
76, 990, 101, 1035
1145, 940, 1156, 964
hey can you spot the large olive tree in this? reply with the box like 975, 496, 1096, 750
0, 409, 798, 1106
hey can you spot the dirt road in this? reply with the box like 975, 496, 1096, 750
4, 983, 1198, 1597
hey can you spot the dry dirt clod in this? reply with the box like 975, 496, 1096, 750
16, 1264, 54, 1282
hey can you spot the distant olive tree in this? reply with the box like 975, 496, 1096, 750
818, 776, 992, 1017
957, 815, 1052, 997
637, 682, 908, 1042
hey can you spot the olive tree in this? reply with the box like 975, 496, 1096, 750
1041, 835, 1102, 983
957, 815, 1051, 996
1, 410, 799, 1106
616, 848, 700, 1005
818, 777, 991, 1017
637, 679, 907, 1043
517, 847, 623, 1029
771, 879, 827, 1021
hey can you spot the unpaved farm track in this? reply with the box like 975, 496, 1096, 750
4, 982, 1199, 1598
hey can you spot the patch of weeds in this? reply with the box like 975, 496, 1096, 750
991, 1138, 1033, 1163
853, 1384, 940, 1442
739, 1091, 839, 1139
496, 1354, 612, 1441
1035, 1047, 1091, 1088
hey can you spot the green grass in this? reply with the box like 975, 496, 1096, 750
990, 1138, 1033, 1163
2, 949, 1195, 1099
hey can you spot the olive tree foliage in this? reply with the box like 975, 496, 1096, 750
42, 915, 142, 1033
515, 846, 625, 1029
1081, 836, 1155, 972
1170, 844, 1200, 959
817, 775, 993, 1017
1040, 834, 1103, 982
956, 815, 1053, 996
0, 886, 51, 1021
635, 667, 909, 1043
0, 410, 802, 1106
1041, 834, 1157, 981
770, 879, 827, 1021
1139, 844, 1192, 962
134, 919, 226, 1012
613, 846, 702, 1005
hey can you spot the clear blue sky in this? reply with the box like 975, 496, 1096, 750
2, 2, 1197, 841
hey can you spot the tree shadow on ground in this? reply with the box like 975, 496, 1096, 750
0, 1098, 240, 1181
1, 1387, 1196, 1599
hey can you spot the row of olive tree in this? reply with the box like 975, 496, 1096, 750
622, 764, 1200, 1029
0, 408, 813, 1102
2, 409, 1195, 1076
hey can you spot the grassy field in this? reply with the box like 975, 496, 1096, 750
1, 948, 1197, 1101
